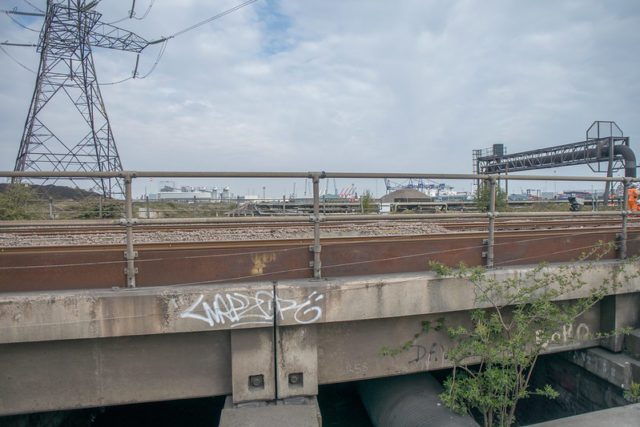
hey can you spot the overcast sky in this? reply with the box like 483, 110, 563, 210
1, 0, 639, 197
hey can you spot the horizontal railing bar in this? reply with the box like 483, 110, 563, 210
1, 170, 638, 182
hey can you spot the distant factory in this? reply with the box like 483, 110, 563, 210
147, 182, 239, 202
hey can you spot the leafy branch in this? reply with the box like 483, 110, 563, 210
383, 241, 639, 426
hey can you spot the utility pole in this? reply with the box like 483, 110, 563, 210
12, 1, 148, 198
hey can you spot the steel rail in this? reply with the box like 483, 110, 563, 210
0, 226, 623, 253
0, 216, 632, 231
2, 169, 638, 287
0, 218, 633, 248
0, 210, 628, 229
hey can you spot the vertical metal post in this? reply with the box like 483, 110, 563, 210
146, 195, 150, 219
99, 196, 103, 218
124, 174, 137, 288
310, 173, 323, 279
620, 180, 629, 260
48, 197, 53, 219
193, 195, 197, 216
487, 176, 497, 268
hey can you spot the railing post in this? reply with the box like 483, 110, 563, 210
620, 179, 629, 260
310, 172, 324, 279
123, 174, 138, 288
487, 175, 497, 268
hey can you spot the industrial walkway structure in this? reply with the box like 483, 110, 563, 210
474, 121, 636, 202
2, 170, 640, 425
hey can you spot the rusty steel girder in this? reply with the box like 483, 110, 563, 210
0, 229, 634, 292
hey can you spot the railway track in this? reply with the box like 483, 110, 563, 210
2, 217, 639, 293
0, 216, 635, 241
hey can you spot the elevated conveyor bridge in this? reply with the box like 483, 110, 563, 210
474, 121, 636, 200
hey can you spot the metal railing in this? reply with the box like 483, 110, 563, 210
2, 170, 638, 287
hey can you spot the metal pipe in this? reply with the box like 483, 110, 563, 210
1, 170, 634, 183
487, 176, 497, 268
124, 175, 137, 288
310, 173, 323, 279
357, 373, 478, 426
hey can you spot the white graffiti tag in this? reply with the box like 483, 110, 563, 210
535, 322, 590, 349
180, 291, 324, 328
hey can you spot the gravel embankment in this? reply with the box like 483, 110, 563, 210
1, 221, 449, 247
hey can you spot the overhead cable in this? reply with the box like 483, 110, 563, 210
137, 38, 168, 78
0, 44, 36, 72
149, 0, 259, 44
0, 9, 45, 17
132, 0, 155, 20
23, 0, 44, 13
5, 10, 40, 32
107, 0, 156, 25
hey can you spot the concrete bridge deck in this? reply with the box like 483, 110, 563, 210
1, 260, 639, 419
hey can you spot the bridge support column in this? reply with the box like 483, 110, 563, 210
276, 325, 318, 399
600, 293, 640, 352
230, 328, 276, 403
224, 325, 321, 426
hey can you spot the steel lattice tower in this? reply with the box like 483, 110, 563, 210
14, 0, 148, 198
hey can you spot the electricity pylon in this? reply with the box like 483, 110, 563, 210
13, 1, 148, 198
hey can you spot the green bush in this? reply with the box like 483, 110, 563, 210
475, 181, 508, 212
0, 184, 43, 220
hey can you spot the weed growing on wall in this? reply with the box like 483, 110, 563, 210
624, 382, 640, 403
383, 242, 639, 426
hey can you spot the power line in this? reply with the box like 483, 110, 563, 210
3, 0, 261, 82
0, 42, 37, 47
5, 9, 40, 32
151, 0, 259, 44
0, 44, 36, 72
121, 0, 259, 81
132, 0, 155, 20
106, 0, 156, 25
137, 38, 168, 78
99, 38, 168, 85
23, 0, 44, 13
0, 9, 45, 17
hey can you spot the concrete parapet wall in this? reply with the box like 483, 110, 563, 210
0, 260, 639, 415
1, 260, 638, 344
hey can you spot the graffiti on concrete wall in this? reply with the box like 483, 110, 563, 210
179, 290, 324, 328
404, 322, 592, 371
536, 322, 591, 349
408, 342, 448, 371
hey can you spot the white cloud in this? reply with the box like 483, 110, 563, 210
1, 0, 639, 196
